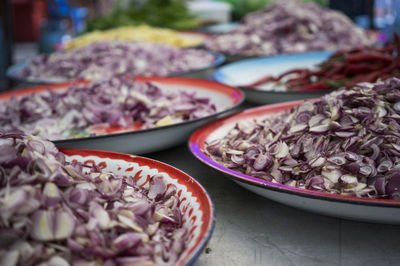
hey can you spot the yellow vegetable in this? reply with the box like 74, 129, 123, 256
156, 116, 174, 127
65, 25, 204, 50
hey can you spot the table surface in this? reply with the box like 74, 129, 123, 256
149, 142, 400, 266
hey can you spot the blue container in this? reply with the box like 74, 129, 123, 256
38, 19, 70, 53
38, 0, 87, 53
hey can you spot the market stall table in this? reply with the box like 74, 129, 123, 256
149, 144, 400, 266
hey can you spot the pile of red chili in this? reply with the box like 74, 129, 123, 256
245, 35, 400, 92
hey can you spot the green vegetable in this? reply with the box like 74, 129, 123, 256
215, 0, 328, 20
323, 79, 347, 88
86, 0, 199, 32
68, 128, 91, 138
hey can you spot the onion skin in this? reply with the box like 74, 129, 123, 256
204, 1, 374, 56
18, 41, 215, 81
0, 133, 188, 265
206, 78, 400, 200
0, 77, 217, 141
386, 173, 400, 198
0, 78, 217, 141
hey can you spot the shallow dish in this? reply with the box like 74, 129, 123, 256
0, 76, 243, 154
213, 51, 333, 104
61, 148, 215, 265
197, 22, 239, 34
7, 50, 225, 84
189, 101, 400, 224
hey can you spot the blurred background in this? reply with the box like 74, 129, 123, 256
1, 0, 399, 91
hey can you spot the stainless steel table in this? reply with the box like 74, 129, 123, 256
149, 144, 400, 266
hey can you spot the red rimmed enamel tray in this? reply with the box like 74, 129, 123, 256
60, 148, 215, 265
189, 100, 400, 224
0, 76, 244, 154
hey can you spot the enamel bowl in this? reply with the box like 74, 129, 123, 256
0, 77, 243, 154
61, 148, 215, 265
213, 51, 333, 104
189, 101, 400, 224
7, 50, 225, 84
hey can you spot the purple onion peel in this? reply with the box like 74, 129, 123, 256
206, 78, 400, 199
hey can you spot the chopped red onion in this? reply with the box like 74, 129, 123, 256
0, 132, 188, 265
0, 78, 217, 140
206, 78, 400, 199
18, 41, 216, 82
204, 1, 374, 56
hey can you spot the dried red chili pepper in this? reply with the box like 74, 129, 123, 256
242, 34, 400, 92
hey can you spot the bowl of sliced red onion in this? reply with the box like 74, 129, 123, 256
0, 131, 215, 265
190, 78, 400, 224
7, 41, 225, 84
0, 76, 243, 154
204, 1, 376, 59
